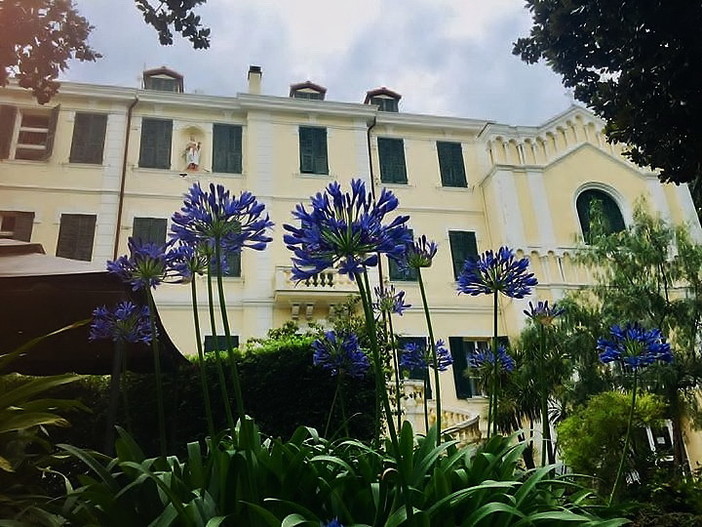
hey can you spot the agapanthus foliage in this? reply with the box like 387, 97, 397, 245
398, 234, 438, 270
524, 300, 565, 326
469, 345, 516, 373
597, 323, 673, 369
171, 182, 274, 253
107, 238, 176, 290
283, 179, 411, 280
89, 301, 154, 344
400, 339, 453, 372
312, 331, 370, 379
457, 246, 537, 298
373, 284, 411, 316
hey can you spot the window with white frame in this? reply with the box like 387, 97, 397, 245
0, 104, 60, 161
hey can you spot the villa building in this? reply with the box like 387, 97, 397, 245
1, 65, 700, 462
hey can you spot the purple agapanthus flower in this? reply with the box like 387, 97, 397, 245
168, 242, 211, 283
312, 331, 370, 379
398, 234, 438, 270
89, 301, 154, 344
469, 345, 516, 373
170, 182, 274, 253
373, 284, 411, 316
400, 339, 453, 372
283, 179, 411, 280
457, 246, 537, 299
107, 238, 176, 290
597, 323, 673, 369
524, 300, 565, 326
323, 520, 344, 527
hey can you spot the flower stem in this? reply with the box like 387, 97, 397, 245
539, 324, 553, 466
386, 313, 402, 432
325, 377, 341, 438
609, 370, 638, 505
146, 289, 167, 456
490, 289, 499, 438
417, 269, 441, 445
357, 271, 413, 525
207, 270, 235, 431
214, 243, 246, 424
191, 277, 215, 438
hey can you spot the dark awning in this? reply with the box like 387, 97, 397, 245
0, 240, 188, 375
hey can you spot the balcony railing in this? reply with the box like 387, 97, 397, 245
274, 266, 358, 301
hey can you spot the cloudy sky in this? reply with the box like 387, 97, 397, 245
65, 0, 572, 126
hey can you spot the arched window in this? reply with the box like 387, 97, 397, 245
576, 189, 625, 242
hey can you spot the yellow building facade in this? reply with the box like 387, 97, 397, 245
1, 66, 700, 461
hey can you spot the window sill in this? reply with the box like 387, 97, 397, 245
437, 184, 474, 192
1, 158, 49, 165
295, 172, 333, 179
63, 162, 105, 168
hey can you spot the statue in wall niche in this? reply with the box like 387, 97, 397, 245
184, 139, 201, 170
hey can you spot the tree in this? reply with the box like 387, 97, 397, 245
555, 204, 702, 471
0, 0, 209, 104
514, 1, 702, 210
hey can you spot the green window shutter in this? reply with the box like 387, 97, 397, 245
398, 336, 431, 399
139, 118, 172, 169
0, 105, 17, 160
388, 228, 417, 281
212, 124, 242, 173
449, 337, 473, 398
12, 212, 35, 242
41, 105, 60, 160
437, 141, 467, 187
299, 126, 328, 174
378, 137, 407, 184
204, 335, 239, 353
210, 250, 241, 277
449, 231, 478, 280
132, 217, 167, 245
56, 214, 96, 261
70, 113, 107, 164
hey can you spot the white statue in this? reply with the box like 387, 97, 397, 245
185, 139, 201, 170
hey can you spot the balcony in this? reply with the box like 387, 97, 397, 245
274, 266, 359, 304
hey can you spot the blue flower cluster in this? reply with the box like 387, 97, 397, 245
171, 182, 274, 253
398, 234, 438, 271
597, 323, 673, 369
399, 339, 453, 372
373, 284, 411, 316
324, 520, 343, 527
469, 346, 516, 373
107, 238, 176, 291
283, 179, 411, 280
523, 300, 565, 326
312, 331, 370, 379
457, 247, 537, 299
89, 301, 154, 344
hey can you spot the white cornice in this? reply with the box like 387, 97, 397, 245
236, 93, 377, 119
478, 105, 602, 140
375, 111, 491, 133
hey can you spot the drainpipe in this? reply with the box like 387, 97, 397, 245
366, 114, 386, 286
113, 96, 139, 259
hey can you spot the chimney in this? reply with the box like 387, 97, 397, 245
248, 65, 262, 95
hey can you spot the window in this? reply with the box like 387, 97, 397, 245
70, 113, 107, 164
212, 124, 242, 174
448, 231, 478, 280
139, 118, 173, 169
388, 228, 417, 281
293, 91, 323, 100
437, 141, 467, 187
145, 77, 179, 92
397, 336, 431, 399
56, 214, 96, 261
210, 250, 241, 278
448, 337, 508, 398
299, 126, 328, 174
132, 217, 167, 245
378, 137, 407, 184
204, 335, 240, 353
371, 96, 398, 112
576, 189, 625, 242
0, 211, 34, 241
0, 104, 59, 161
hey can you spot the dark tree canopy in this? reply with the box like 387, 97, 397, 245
0, 0, 209, 104
514, 1, 702, 193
